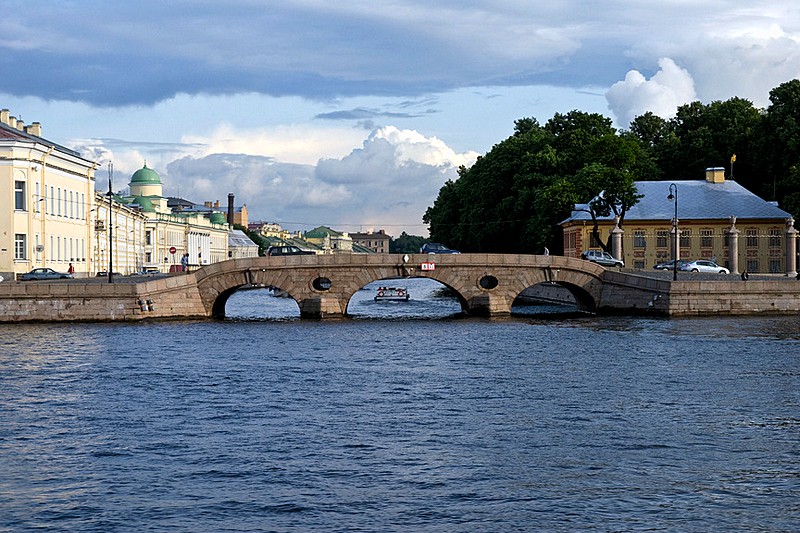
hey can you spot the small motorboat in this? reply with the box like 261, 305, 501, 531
374, 286, 410, 301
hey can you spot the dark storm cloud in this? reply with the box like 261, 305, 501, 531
0, 1, 629, 106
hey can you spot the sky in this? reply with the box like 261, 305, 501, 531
2, 1, 799, 236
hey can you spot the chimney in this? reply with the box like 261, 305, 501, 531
0, 109, 9, 125
705, 167, 725, 184
227, 193, 235, 225
214, 200, 220, 208
26, 122, 42, 137
204, 201, 212, 208
8, 116, 17, 129
15, 119, 24, 131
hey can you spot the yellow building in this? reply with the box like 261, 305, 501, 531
561, 168, 796, 274
1, 109, 98, 280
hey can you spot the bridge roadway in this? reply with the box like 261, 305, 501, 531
2, 254, 800, 322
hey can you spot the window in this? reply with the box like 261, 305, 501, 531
769, 228, 781, 248
35, 182, 40, 213
590, 231, 603, 247
69, 191, 74, 218
680, 229, 691, 248
14, 234, 27, 259
769, 259, 782, 273
633, 230, 646, 248
15, 181, 26, 210
145, 252, 152, 263
50, 186, 54, 214
746, 259, 759, 273
656, 230, 668, 248
701, 229, 713, 248
145, 231, 152, 245
746, 229, 758, 248
57, 188, 62, 216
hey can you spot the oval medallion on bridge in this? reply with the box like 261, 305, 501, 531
312, 277, 332, 291
479, 275, 499, 290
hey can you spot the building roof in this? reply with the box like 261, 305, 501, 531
0, 121, 81, 157
228, 230, 258, 248
562, 179, 791, 224
305, 226, 346, 238
130, 164, 162, 185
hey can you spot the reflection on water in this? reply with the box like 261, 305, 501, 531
225, 277, 578, 321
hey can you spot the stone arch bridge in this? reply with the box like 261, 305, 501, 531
5, 254, 800, 322
193, 254, 667, 318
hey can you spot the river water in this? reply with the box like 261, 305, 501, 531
1, 279, 798, 532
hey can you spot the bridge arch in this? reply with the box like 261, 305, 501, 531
192, 254, 618, 319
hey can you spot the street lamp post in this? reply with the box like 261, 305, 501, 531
107, 162, 114, 284
667, 183, 678, 281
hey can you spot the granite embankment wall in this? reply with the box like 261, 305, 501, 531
1, 272, 800, 322
666, 278, 800, 316
0, 275, 208, 323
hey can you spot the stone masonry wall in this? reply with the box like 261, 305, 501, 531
0, 275, 208, 323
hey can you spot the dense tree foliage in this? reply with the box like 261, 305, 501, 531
390, 232, 427, 253
424, 79, 800, 253
424, 111, 650, 253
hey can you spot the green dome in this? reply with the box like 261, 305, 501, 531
209, 212, 227, 224
130, 164, 162, 185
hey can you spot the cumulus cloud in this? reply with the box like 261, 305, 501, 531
147, 126, 479, 236
605, 58, 697, 127
181, 123, 365, 166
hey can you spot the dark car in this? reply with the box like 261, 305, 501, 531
20, 267, 73, 281
266, 245, 316, 256
653, 259, 688, 271
420, 243, 460, 254
580, 250, 624, 268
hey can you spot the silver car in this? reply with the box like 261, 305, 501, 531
581, 250, 624, 268
679, 260, 730, 274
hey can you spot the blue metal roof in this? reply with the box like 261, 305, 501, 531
562, 179, 791, 224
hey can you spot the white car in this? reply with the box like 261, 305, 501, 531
679, 260, 730, 274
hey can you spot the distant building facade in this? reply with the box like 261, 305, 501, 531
228, 229, 259, 259
304, 226, 353, 253
350, 229, 391, 253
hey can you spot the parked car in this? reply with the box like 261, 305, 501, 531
420, 243, 460, 254
581, 250, 624, 268
680, 260, 730, 274
266, 245, 316, 256
20, 268, 73, 281
653, 259, 688, 271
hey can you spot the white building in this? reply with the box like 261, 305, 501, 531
118, 164, 231, 271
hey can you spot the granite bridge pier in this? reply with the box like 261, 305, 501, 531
2, 254, 800, 322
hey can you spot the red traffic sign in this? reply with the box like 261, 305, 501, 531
169, 246, 177, 254
421, 262, 436, 271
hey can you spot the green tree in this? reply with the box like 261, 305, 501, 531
755, 79, 800, 216
390, 232, 427, 253
425, 110, 651, 253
